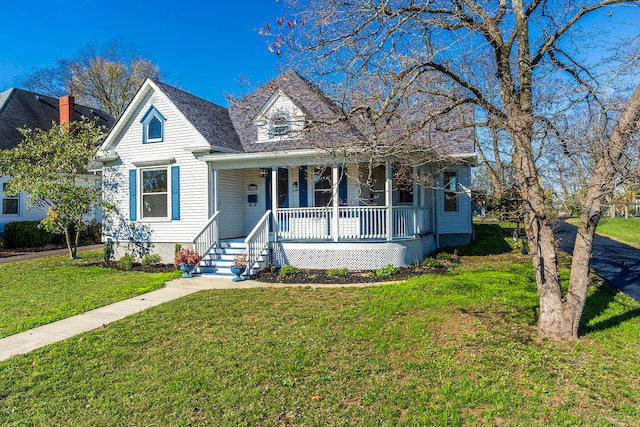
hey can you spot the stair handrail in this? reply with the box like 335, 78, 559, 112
244, 210, 271, 273
193, 211, 220, 257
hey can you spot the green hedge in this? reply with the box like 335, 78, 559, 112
3, 221, 54, 249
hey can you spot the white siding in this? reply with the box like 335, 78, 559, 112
102, 88, 211, 245
346, 164, 360, 206
244, 169, 267, 234
217, 169, 245, 239
255, 93, 305, 143
0, 177, 47, 232
436, 165, 472, 235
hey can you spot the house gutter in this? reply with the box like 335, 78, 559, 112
197, 149, 476, 170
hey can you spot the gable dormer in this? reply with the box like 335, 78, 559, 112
253, 90, 305, 143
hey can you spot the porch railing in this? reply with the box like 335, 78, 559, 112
193, 211, 220, 256
393, 206, 430, 237
244, 210, 271, 273
275, 206, 430, 241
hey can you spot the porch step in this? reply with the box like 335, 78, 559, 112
196, 239, 268, 279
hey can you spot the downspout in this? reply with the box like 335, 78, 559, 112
433, 172, 439, 248
332, 164, 339, 242
386, 162, 393, 241
413, 166, 419, 234
271, 167, 278, 243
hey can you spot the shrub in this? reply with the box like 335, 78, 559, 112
81, 221, 102, 242
328, 268, 349, 277
421, 257, 441, 268
3, 221, 53, 248
103, 242, 112, 265
117, 254, 135, 270
436, 252, 454, 261
376, 264, 399, 277
142, 254, 162, 268
0, 237, 4, 250
279, 265, 300, 277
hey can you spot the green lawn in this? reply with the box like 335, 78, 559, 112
0, 250, 182, 338
0, 225, 639, 425
568, 217, 640, 248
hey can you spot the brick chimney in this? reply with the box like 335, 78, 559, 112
59, 96, 75, 124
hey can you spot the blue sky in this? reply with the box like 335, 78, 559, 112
0, 0, 286, 106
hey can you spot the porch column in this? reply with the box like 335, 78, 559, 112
332, 164, 339, 242
271, 167, 278, 242
386, 162, 393, 241
213, 168, 219, 213
413, 166, 419, 235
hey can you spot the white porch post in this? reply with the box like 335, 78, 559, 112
332, 164, 339, 242
213, 168, 219, 213
271, 167, 278, 242
413, 166, 419, 235
386, 162, 393, 241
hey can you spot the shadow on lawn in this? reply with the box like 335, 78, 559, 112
458, 223, 515, 256
579, 277, 640, 335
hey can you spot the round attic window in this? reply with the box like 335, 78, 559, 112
270, 111, 290, 136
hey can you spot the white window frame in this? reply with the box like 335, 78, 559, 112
313, 167, 333, 207
1, 181, 19, 216
140, 166, 170, 220
443, 170, 458, 213
141, 106, 165, 144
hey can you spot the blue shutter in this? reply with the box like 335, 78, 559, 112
171, 166, 180, 220
339, 167, 348, 205
265, 171, 272, 211
298, 166, 308, 208
129, 169, 137, 221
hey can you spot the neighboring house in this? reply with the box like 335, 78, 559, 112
0, 88, 114, 232
96, 70, 475, 277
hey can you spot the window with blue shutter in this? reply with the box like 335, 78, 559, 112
298, 166, 308, 208
129, 169, 137, 221
171, 166, 180, 220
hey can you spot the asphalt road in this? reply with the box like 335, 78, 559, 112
554, 220, 640, 303
0, 243, 103, 265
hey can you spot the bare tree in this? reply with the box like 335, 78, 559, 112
268, 0, 640, 340
17, 41, 161, 117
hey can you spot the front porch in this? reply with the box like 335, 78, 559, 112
193, 160, 439, 274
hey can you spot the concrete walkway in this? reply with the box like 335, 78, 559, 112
0, 275, 375, 361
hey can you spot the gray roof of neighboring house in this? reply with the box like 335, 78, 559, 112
152, 80, 243, 152
0, 88, 115, 151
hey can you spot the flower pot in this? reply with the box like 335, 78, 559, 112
179, 263, 195, 278
231, 265, 246, 282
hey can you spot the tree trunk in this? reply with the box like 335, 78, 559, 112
64, 224, 78, 260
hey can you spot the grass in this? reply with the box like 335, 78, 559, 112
568, 217, 640, 248
0, 225, 639, 425
0, 250, 182, 338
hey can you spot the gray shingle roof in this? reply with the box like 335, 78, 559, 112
151, 70, 475, 157
152, 80, 243, 152
228, 69, 348, 153
0, 88, 115, 151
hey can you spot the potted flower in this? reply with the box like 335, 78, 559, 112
175, 248, 202, 278
231, 252, 247, 282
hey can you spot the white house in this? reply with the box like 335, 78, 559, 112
96, 70, 475, 277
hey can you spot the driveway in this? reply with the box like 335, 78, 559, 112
554, 219, 640, 303
0, 244, 103, 264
